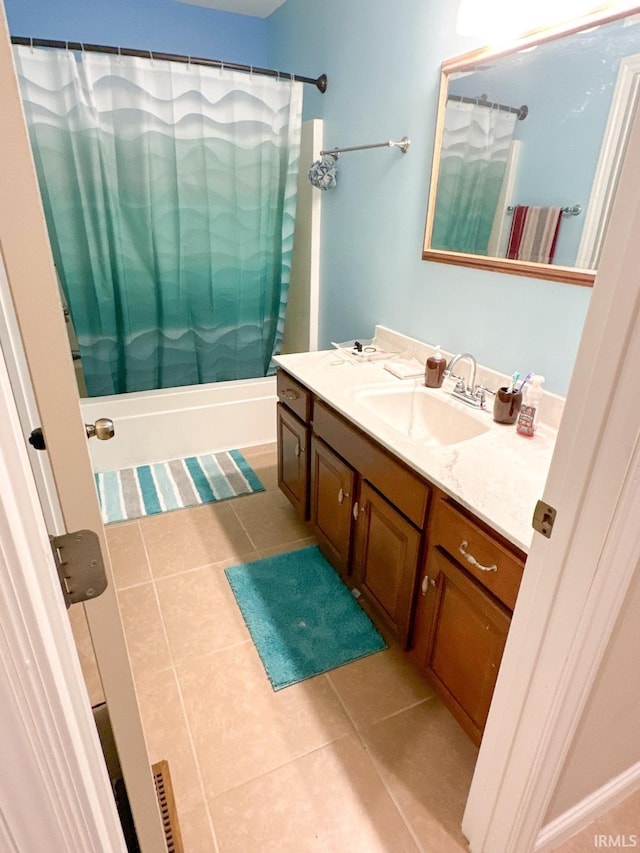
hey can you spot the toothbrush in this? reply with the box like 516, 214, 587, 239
509, 371, 520, 393
518, 371, 534, 392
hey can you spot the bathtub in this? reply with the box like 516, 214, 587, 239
80, 375, 277, 472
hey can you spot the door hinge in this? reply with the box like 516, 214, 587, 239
50, 530, 108, 608
532, 500, 557, 539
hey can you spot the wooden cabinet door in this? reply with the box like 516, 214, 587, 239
353, 481, 421, 646
277, 403, 310, 519
310, 436, 356, 577
422, 547, 511, 745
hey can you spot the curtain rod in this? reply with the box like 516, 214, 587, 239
447, 93, 528, 121
10, 35, 328, 93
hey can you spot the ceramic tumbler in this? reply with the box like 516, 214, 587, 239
493, 387, 522, 424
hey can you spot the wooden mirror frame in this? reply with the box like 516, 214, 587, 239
422, 6, 640, 287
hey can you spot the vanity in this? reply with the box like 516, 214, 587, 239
274, 328, 558, 745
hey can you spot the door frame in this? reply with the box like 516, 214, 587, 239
464, 63, 640, 851
575, 52, 640, 269
0, 7, 166, 850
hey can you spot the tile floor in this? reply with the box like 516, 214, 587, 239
550, 789, 640, 852
104, 443, 479, 852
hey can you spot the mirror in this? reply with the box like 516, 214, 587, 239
423, 8, 640, 285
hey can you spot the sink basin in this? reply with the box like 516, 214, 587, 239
352, 385, 490, 446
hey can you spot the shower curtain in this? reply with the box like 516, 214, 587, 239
13, 46, 302, 396
431, 100, 518, 256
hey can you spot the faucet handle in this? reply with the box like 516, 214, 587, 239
445, 369, 464, 382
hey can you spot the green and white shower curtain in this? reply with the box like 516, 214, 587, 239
14, 46, 302, 396
431, 100, 517, 256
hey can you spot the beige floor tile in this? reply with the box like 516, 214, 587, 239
139, 502, 255, 578
134, 668, 206, 817
239, 443, 279, 492
362, 699, 478, 852
177, 643, 353, 798
155, 564, 251, 661
209, 734, 420, 853
68, 604, 105, 707
118, 446, 482, 850
175, 800, 218, 853
240, 442, 276, 456
118, 583, 172, 677
256, 536, 317, 560
551, 789, 640, 851
230, 489, 311, 551
327, 645, 434, 728
105, 520, 151, 589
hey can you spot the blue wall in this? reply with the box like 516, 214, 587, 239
267, 0, 594, 394
3, 0, 267, 65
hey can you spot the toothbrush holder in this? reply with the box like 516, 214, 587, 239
493, 387, 522, 425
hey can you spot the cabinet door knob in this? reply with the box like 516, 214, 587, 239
353, 501, 366, 520
458, 540, 498, 573
338, 488, 350, 504
421, 575, 436, 595
281, 388, 299, 401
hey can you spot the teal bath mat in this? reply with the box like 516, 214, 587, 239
225, 546, 387, 690
95, 449, 264, 524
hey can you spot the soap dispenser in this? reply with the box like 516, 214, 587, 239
425, 346, 447, 388
516, 375, 545, 437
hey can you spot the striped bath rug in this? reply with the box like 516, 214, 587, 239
95, 449, 264, 524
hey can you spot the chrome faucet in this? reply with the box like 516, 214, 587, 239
446, 352, 485, 409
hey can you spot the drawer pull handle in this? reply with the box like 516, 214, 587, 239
338, 488, 350, 504
458, 540, 498, 573
281, 388, 299, 401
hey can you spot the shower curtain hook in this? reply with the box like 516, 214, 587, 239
117, 45, 122, 64
29, 37, 34, 53
220, 59, 224, 76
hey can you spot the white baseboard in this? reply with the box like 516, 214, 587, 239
535, 761, 640, 851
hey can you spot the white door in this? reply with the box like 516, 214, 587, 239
0, 7, 166, 851
0, 325, 126, 852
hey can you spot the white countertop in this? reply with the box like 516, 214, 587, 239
274, 348, 558, 553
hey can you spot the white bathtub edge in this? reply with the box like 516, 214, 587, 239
81, 376, 277, 472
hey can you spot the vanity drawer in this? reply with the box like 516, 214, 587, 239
277, 370, 312, 423
431, 497, 525, 611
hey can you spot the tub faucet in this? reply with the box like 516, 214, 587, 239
446, 352, 485, 409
